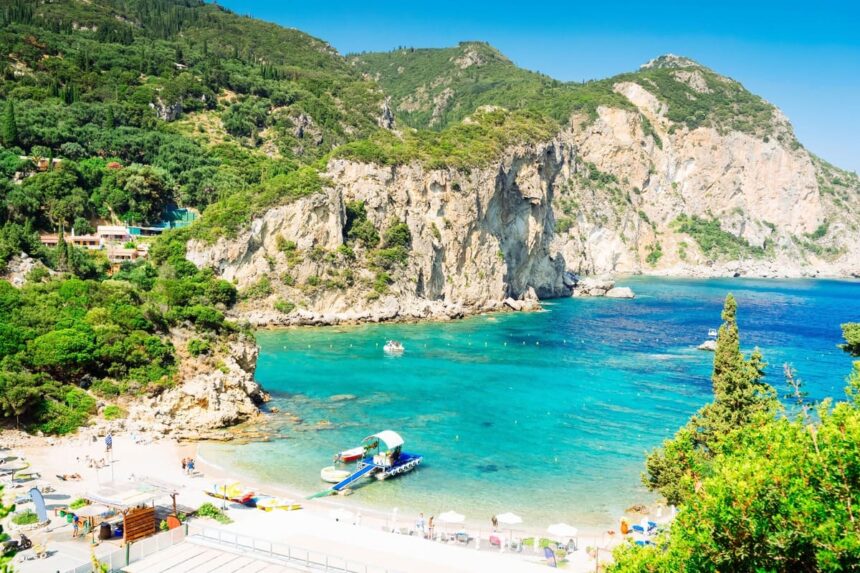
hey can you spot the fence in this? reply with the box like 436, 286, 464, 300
190, 524, 400, 573
61, 525, 187, 573
60, 522, 400, 573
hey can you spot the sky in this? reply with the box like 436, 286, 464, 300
216, 1, 860, 172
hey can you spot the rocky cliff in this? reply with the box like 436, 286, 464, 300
185, 56, 860, 326
187, 137, 570, 325
126, 330, 268, 439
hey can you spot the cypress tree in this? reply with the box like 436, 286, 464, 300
1, 99, 18, 146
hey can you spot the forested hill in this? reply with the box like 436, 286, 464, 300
0, 0, 387, 435
0, 0, 383, 245
350, 44, 791, 141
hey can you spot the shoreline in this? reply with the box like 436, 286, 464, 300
238, 273, 860, 330
3, 430, 642, 572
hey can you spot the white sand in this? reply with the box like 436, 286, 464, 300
4, 432, 613, 572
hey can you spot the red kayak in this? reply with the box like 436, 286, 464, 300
334, 446, 365, 463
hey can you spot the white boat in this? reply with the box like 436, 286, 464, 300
708, 328, 718, 338
383, 340, 404, 355
334, 446, 365, 463
320, 466, 352, 484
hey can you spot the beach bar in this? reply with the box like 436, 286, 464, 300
83, 478, 181, 545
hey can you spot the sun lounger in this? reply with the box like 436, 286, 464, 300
544, 547, 557, 568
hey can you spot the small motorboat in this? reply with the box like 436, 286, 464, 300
320, 466, 351, 484
255, 497, 302, 512
334, 446, 365, 464
383, 340, 404, 355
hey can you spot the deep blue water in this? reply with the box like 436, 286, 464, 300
203, 278, 860, 528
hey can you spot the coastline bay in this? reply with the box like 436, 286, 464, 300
203, 277, 860, 529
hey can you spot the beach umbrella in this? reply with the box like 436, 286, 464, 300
547, 523, 579, 550
438, 511, 465, 537
438, 511, 465, 524
496, 512, 523, 547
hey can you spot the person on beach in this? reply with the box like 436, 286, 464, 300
105, 433, 113, 453
72, 516, 80, 538
187, 458, 195, 475
416, 513, 426, 537
491, 515, 498, 531
181, 458, 187, 473
428, 515, 435, 540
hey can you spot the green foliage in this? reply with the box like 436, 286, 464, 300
334, 108, 558, 169
643, 295, 776, 506
673, 214, 762, 259
1, 100, 18, 146
645, 242, 663, 266
196, 502, 232, 524
842, 323, 860, 356
383, 220, 411, 249
344, 200, 379, 248
274, 299, 296, 314
612, 298, 860, 572
11, 509, 38, 526
192, 166, 328, 241
350, 42, 633, 129
240, 276, 273, 300
69, 498, 88, 510
187, 338, 211, 357
102, 404, 126, 420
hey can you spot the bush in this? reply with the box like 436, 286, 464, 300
70, 498, 88, 510
102, 405, 126, 420
196, 502, 232, 524
672, 214, 761, 259
12, 509, 39, 525
274, 300, 296, 314
383, 221, 411, 249
187, 338, 211, 357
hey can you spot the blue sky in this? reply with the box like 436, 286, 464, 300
217, 1, 859, 171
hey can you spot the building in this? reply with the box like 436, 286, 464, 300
39, 233, 101, 250
97, 225, 131, 243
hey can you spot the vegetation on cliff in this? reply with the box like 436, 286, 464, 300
610, 298, 860, 571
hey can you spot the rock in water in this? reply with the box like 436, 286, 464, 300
698, 340, 717, 351
606, 287, 636, 299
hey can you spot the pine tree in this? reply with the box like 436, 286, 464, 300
1, 99, 18, 146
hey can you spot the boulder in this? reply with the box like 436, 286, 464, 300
605, 287, 635, 299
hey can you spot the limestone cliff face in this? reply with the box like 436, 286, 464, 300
126, 331, 267, 438
187, 140, 573, 325
553, 80, 860, 277
186, 82, 859, 326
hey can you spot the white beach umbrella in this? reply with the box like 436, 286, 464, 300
496, 512, 523, 549
438, 510, 465, 524
547, 523, 578, 538
438, 510, 465, 537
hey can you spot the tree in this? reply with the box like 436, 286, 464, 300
842, 323, 860, 356
613, 318, 860, 572
643, 294, 776, 505
1, 99, 17, 146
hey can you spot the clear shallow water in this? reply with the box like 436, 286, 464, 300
203, 278, 860, 528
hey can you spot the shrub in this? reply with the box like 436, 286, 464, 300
274, 299, 296, 314
646, 242, 663, 266
240, 277, 273, 300
70, 498, 88, 510
102, 405, 126, 420
371, 246, 409, 270
187, 338, 211, 357
12, 509, 39, 525
196, 502, 232, 524
383, 221, 411, 249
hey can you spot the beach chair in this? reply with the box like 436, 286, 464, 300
489, 534, 502, 548
544, 547, 557, 568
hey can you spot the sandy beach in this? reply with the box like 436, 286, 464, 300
1, 430, 629, 572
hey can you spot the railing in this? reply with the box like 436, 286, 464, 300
191, 524, 401, 573
60, 525, 187, 573
59, 522, 401, 573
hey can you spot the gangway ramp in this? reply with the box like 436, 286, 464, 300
332, 464, 376, 491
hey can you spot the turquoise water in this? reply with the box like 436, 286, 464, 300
203, 278, 860, 528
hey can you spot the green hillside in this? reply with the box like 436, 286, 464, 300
351, 44, 787, 139
0, 0, 384, 434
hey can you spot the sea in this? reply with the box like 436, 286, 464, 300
201, 277, 860, 529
